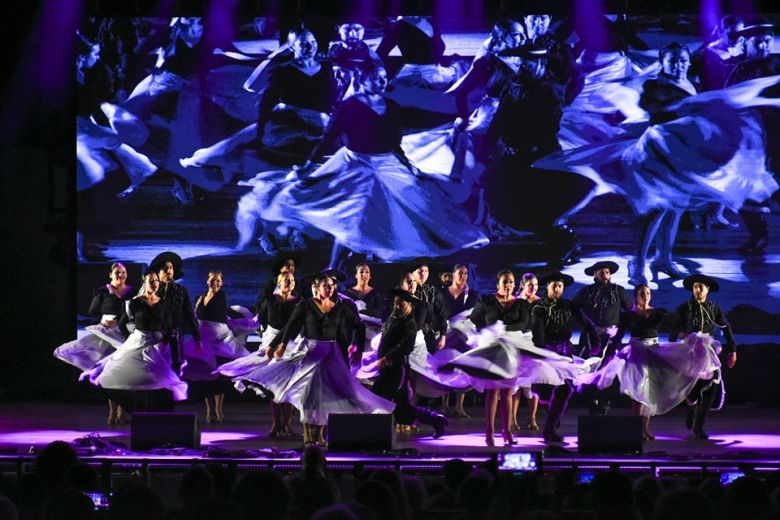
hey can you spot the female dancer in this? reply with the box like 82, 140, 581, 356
444, 270, 533, 446
439, 263, 478, 419
535, 43, 779, 286
54, 262, 134, 424
217, 270, 299, 437
512, 273, 541, 432
576, 283, 723, 440
343, 263, 385, 319
253, 272, 392, 447
252, 61, 487, 267
83, 270, 188, 403
184, 270, 251, 423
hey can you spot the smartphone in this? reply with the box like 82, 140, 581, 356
85, 491, 111, 510
497, 452, 538, 472
719, 471, 746, 486
577, 471, 597, 484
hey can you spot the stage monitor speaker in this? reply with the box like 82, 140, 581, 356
577, 416, 643, 455
131, 412, 201, 451
328, 414, 394, 452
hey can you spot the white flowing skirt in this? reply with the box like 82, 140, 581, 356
81, 330, 188, 401
257, 147, 488, 260
54, 322, 126, 372
182, 319, 253, 381
575, 332, 723, 416
536, 75, 780, 213
232, 338, 395, 425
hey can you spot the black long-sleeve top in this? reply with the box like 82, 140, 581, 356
87, 284, 135, 320
77, 64, 114, 124
343, 287, 385, 318
194, 291, 243, 324
279, 298, 366, 358
376, 19, 445, 65
639, 77, 695, 124
308, 96, 405, 161
531, 296, 597, 348
571, 282, 633, 328
668, 298, 737, 353
415, 283, 448, 336
377, 312, 419, 368
451, 55, 517, 119
486, 77, 564, 160
118, 297, 165, 337
258, 295, 299, 331
439, 286, 478, 319
614, 308, 669, 340
724, 54, 780, 87
157, 282, 201, 341
327, 40, 378, 70
469, 295, 531, 332
258, 63, 337, 123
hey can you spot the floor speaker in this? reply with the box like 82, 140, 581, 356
328, 414, 394, 452
131, 412, 201, 451
577, 415, 643, 455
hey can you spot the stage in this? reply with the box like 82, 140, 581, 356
2, 401, 779, 479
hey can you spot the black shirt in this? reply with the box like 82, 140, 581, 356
87, 284, 135, 320
615, 308, 669, 340
668, 298, 737, 353
118, 297, 165, 336
376, 19, 445, 65
280, 298, 367, 357
725, 54, 780, 87
343, 287, 385, 318
572, 282, 633, 328
194, 291, 243, 324
531, 296, 596, 348
469, 295, 532, 332
440, 286, 479, 319
258, 63, 337, 119
639, 77, 696, 124
158, 282, 201, 340
258, 295, 299, 331
377, 312, 418, 368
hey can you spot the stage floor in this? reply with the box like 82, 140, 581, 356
2, 401, 779, 467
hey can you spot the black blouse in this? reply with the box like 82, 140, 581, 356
88, 284, 135, 320
279, 299, 366, 357
258, 295, 299, 331
639, 77, 695, 124
440, 287, 479, 319
194, 291, 243, 324
327, 41, 376, 70
119, 297, 165, 336
668, 298, 737, 353
469, 295, 531, 332
310, 96, 404, 160
258, 63, 337, 119
343, 287, 385, 318
615, 308, 669, 340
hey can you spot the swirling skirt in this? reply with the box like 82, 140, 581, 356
232, 339, 395, 425
257, 147, 488, 260
182, 320, 252, 381
82, 330, 188, 401
575, 332, 723, 416
54, 324, 125, 372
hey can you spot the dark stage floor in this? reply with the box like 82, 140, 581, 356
2, 401, 779, 472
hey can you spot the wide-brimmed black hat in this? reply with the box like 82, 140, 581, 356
149, 251, 183, 279
584, 260, 619, 276
539, 271, 575, 287
683, 274, 720, 293
270, 252, 302, 275
387, 288, 421, 304
737, 23, 774, 39
500, 44, 549, 59
405, 257, 436, 273
321, 268, 347, 283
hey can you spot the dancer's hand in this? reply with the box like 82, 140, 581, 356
274, 343, 287, 359
101, 318, 117, 328
726, 351, 737, 368
436, 336, 446, 350
377, 357, 389, 369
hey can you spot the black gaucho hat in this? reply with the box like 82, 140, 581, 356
405, 257, 436, 273
387, 288, 421, 304
683, 274, 720, 293
737, 23, 774, 39
584, 260, 619, 276
149, 251, 184, 279
539, 271, 575, 287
